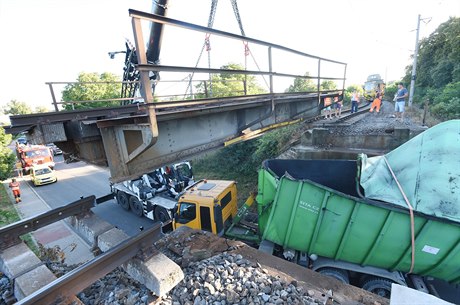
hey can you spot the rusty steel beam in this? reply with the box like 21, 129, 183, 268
0, 196, 95, 250
16, 224, 163, 305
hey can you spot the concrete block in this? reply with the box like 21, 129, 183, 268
123, 252, 184, 297
14, 264, 56, 300
300, 129, 313, 146
312, 128, 329, 146
98, 227, 129, 252
390, 283, 453, 305
0, 242, 42, 278
67, 212, 113, 249
391, 128, 411, 149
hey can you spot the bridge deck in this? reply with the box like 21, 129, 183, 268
7, 91, 339, 182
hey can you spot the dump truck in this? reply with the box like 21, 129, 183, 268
172, 120, 460, 298
16, 143, 55, 174
363, 74, 385, 102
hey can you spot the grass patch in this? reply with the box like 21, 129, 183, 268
0, 183, 19, 226
0, 183, 39, 254
192, 123, 303, 204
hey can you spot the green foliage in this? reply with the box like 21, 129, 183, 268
431, 97, 460, 120
0, 127, 15, 181
1, 185, 20, 227
193, 124, 300, 201
0, 177, 19, 227
404, 17, 460, 118
384, 83, 398, 101
34, 106, 49, 113
320, 80, 337, 90
194, 63, 266, 98
61, 72, 122, 110
285, 73, 317, 93
2, 100, 32, 115
430, 82, 460, 119
342, 84, 363, 103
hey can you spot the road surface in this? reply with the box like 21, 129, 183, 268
30, 155, 155, 236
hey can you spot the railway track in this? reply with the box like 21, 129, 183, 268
0, 196, 181, 305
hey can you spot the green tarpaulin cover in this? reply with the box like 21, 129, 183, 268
360, 120, 460, 223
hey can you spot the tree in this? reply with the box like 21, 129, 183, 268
0, 127, 15, 180
61, 72, 122, 110
285, 73, 317, 93
194, 63, 266, 98
342, 84, 363, 103
320, 80, 338, 91
2, 100, 32, 115
34, 106, 49, 113
404, 17, 460, 119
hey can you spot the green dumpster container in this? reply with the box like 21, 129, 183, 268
257, 120, 460, 283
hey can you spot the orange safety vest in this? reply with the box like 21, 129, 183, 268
9, 181, 20, 191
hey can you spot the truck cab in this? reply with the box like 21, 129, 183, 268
16, 144, 55, 173
173, 180, 238, 235
363, 74, 385, 102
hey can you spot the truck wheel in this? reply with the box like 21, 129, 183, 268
116, 192, 130, 211
129, 196, 144, 217
361, 277, 392, 298
317, 268, 350, 284
154, 206, 171, 222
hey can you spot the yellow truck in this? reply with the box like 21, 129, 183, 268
172, 179, 257, 241
174, 180, 238, 233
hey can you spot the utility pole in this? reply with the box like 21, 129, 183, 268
409, 14, 421, 107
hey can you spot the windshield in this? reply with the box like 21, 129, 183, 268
177, 202, 196, 223
35, 168, 52, 175
364, 82, 376, 91
175, 164, 192, 179
25, 149, 51, 158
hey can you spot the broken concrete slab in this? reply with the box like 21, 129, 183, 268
123, 252, 184, 297
98, 226, 184, 297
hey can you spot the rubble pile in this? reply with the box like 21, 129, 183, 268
161, 252, 321, 305
77, 268, 153, 305
0, 274, 14, 305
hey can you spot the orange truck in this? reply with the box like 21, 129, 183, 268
16, 144, 55, 174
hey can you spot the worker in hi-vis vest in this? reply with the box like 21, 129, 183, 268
9, 178, 21, 203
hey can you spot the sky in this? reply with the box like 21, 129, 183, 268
0, 0, 459, 111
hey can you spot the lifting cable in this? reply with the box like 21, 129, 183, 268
382, 156, 416, 274
231, 0, 270, 91
184, 0, 218, 99
186, 0, 270, 98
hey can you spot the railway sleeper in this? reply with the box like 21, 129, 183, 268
1, 208, 184, 303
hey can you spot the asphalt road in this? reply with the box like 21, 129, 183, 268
31, 155, 155, 236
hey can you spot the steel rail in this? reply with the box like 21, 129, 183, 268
16, 223, 163, 305
0, 196, 95, 250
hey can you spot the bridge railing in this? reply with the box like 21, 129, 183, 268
129, 9, 347, 104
